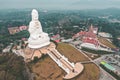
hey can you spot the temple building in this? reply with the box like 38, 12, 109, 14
8, 27, 20, 34
8, 26, 28, 35
51, 34, 61, 43
73, 25, 114, 52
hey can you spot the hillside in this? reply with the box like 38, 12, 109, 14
31, 43, 100, 80
0, 53, 29, 80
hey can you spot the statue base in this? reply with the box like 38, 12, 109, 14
28, 32, 50, 49
28, 41, 50, 49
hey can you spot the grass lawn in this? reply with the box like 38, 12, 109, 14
98, 37, 116, 49
56, 43, 89, 62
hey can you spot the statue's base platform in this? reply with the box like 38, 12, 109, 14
24, 42, 84, 79
24, 42, 53, 62
28, 41, 50, 49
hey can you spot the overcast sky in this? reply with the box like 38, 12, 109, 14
0, 0, 120, 10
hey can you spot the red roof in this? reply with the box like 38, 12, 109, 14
52, 34, 60, 38
73, 30, 96, 38
83, 37, 99, 46
19, 26, 27, 31
55, 39, 60, 43
73, 31, 86, 38
85, 31, 96, 38
78, 31, 86, 35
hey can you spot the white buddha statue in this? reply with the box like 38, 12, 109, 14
28, 9, 50, 48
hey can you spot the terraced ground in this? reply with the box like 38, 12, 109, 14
98, 37, 116, 49
31, 43, 100, 80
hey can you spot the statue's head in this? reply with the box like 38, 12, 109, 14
31, 9, 39, 21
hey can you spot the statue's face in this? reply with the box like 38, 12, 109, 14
31, 9, 39, 21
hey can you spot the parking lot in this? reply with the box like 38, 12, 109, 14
94, 53, 120, 77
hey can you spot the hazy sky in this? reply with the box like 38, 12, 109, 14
1, 0, 120, 10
